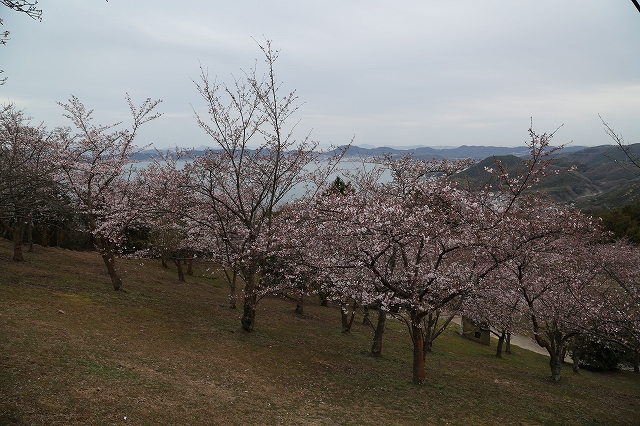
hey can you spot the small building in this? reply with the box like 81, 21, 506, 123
459, 316, 491, 346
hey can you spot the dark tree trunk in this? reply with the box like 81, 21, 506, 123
572, 353, 580, 374
40, 223, 49, 247
421, 311, 454, 355
496, 330, 506, 358
186, 257, 193, 276
173, 258, 185, 282
422, 313, 435, 355
295, 290, 304, 315
505, 332, 512, 354
27, 220, 33, 252
370, 309, 386, 357
227, 269, 238, 309
571, 345, 585, 374
411, 312, 425, 384
362, 307, 371, 326
241, 274, 257, 332
161, 255, 168, 268
341, 303, 356, 333
12, 218, 24, 262
0, 219, 10, 239
423, 339, 433, 355
550, 353, 563, 382
98, 237, 122, 291
341, 309, 349, 333
529, 311, 566, 381
633, 352, 639, 373
318, 290, 328, 307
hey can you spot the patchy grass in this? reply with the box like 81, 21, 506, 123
1, 239, 640, 425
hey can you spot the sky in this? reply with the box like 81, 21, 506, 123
2, 0, 640, 150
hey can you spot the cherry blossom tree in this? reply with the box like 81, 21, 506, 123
465, 183, 605, 381
461, 267, 523, 358
56, 95, 161, 290
187, 40, 346, 330
137, 151, 207, 282
276, 126, 583, 384
273, 156, 488, 384
594, 241, 640, 370
0, 103, 64, 261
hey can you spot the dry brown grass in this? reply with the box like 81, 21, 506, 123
1, 238, 640, 425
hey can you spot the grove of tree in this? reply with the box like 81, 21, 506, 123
2, 42, 639, 385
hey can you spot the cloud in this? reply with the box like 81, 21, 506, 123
2, 0, 639, 148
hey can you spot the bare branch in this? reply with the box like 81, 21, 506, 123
1, 0, 42, 21
600, 114, 640, 174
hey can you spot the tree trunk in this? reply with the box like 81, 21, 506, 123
571, 353, 580, 374
161, 255, 168, 268
496, 330, 505, 358
370, 309, 386, 357
295, 290, 304, 315
411, 312, 425, 384
633, 352, 639, 373
40, 223, 49, 247
173, 258, 185, 282
423, 339, 433, 355
571, 345, 585, 374
422, 311, 452, 355
505, 332, 512, 354
318, 290, 328, 307
341, 308, 350, 333
0, 219, 10, 239
186, 257, 193, 276
422, 313, 434, 355
341, 303, 356, 333
228, 269, 238, 309
550, 353, 563, 382
27, 220, 33, 252
362, 307, 371, 326
12, 218, 24, 262
241, 274, 257, 332
99, 237, 122, 291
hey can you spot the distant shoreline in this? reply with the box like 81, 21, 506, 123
131, 144, 592, 161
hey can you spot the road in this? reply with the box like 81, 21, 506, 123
451, 316, 572, 361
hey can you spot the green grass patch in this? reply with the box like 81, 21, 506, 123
77, 358, 139, 381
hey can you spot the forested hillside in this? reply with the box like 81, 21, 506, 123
451, 143, 640, 209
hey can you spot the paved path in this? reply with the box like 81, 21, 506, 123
451, 316, 570, 360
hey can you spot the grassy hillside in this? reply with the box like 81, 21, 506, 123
1, 239, 640, 425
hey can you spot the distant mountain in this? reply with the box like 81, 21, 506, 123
329, 144, 524, 159
454, 144, 640, 210
130, 148, 211, 161
549, 144, 640, 210
134, 144, 589, 161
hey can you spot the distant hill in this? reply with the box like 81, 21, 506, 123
546, 144, 640, 209
328, 145, 573, 160
452, 144, 640, 210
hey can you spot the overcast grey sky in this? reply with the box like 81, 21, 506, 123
2, 1, 640, 149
